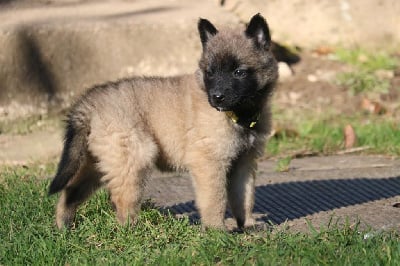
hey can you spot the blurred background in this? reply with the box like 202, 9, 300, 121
0, 0, 399, 162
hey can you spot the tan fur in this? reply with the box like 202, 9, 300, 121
51, 15, 277, 230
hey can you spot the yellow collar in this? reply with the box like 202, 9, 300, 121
225, 111, 260, 128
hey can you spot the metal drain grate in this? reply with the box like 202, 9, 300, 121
161, 177, 400, 225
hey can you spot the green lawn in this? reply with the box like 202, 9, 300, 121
1, 164, 399, 265
267, 115, 400, 158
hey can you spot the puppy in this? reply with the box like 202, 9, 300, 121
49, 14, 278, 230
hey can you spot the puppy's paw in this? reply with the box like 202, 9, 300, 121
235, 217, 270, 233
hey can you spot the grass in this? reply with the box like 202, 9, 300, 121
1, 164, 399, 265
0, 113, 62, 135
267, 115, 400, 157
334, 47, 398, 95
334, 47, 398, 72
268, 47, 400, 159
275, 156, 292, 172
337, 70, 391, 95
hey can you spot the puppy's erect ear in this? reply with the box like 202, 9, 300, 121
245, 14, 271, 50
198, 18, 218, 49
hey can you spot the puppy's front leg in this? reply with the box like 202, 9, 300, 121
227, 153, 257, 229
190, 162, 227, 230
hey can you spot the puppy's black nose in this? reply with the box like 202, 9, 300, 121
212, 93, 225, 103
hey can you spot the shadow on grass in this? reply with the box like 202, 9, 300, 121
161, 176, 400, 225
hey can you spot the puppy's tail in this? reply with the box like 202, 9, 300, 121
48, 115, 89, 195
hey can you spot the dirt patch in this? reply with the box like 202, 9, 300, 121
273, 51, 400, 123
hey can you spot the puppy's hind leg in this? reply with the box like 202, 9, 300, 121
227, 153, 257, 229
50, 118, 100, 229
108, 167, 152, 226
55, 157, 101, 229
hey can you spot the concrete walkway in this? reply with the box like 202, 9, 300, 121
145, 155, 400, 232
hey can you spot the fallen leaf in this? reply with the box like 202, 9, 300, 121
344, 124, 357, 149
361, 98, 386, 115
312, 46, 334, 56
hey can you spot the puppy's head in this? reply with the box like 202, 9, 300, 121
197, 14, 278, 112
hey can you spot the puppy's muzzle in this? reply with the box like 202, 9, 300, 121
212, 93, 225, 104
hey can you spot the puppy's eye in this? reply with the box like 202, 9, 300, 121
205, 69, 215, 78
233, 68, 248, 78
